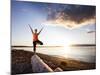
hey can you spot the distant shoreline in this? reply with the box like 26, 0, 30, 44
11, 44, 96, 48
70, 44, 96, 47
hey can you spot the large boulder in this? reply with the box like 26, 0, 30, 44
31, 54, 53, 73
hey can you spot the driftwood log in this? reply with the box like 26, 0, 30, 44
31, 54, 53, 73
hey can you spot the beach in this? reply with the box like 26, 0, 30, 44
11, 49, 95, 74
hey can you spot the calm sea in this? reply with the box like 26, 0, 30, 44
12, 46, 96, 63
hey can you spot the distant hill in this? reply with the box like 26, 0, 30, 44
70, 44, 96, 47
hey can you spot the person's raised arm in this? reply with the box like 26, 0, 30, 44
38, 27, 43, 35
28, 24, 34, 34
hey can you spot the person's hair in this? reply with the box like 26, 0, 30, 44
35, 29, 37, 32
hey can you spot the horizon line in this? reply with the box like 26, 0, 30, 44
11, 44, 96, 47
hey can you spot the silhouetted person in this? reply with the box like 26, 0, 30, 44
29, 24, 43, 54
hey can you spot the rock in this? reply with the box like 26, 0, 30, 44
54, 67, 63, 72
31, 54, 53, 73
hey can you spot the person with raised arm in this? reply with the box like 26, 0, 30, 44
29, 24, 43, 54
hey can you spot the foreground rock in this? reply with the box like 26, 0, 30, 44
31, 54, 53, 72
54, 67, 63, 72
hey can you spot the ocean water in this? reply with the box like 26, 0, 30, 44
12, 46, 96, 63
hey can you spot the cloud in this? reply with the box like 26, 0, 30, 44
45, 4, 96, 29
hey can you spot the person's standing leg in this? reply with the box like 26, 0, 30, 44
33, 41, 36, 54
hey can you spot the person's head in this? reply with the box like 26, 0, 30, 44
35, 29, 37, 33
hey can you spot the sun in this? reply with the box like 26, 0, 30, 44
61, 41, 73, 55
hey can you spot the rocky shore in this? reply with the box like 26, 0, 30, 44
11, 49, 95, 74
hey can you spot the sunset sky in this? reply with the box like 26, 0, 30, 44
11, 0, 96, 46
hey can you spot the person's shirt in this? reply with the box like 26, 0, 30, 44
33, 33, 38, 41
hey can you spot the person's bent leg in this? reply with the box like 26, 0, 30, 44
37, 40, 43, 45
